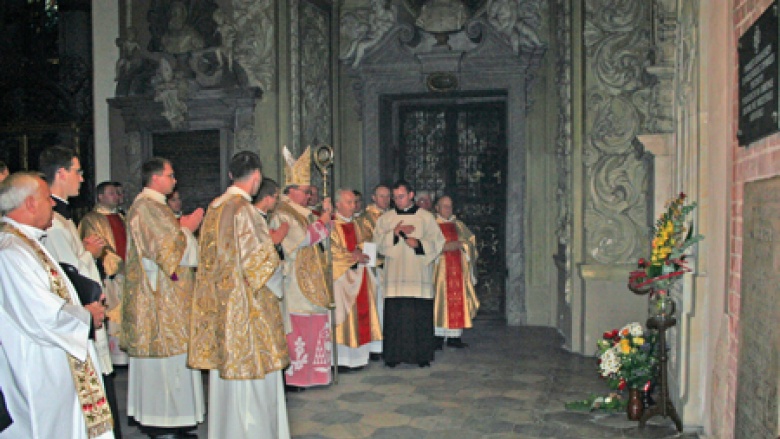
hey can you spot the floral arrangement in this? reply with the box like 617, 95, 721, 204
597, 322, 657, 390
629, 192, 704, 293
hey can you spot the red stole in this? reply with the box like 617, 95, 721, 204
106, 213, 127, 260
439, 222, 465, 328
340, 222, 371, 344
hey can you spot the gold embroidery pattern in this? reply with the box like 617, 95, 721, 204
188, 196, 289, 379
1, 223, 114, 438
276, 202, 331, 308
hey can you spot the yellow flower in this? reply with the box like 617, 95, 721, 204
620, 339, 631, 354
633, 337, 645, 345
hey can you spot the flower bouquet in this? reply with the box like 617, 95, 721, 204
597, 322, 657, 391
628, 192, 704, 294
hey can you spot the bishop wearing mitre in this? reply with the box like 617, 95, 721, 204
270, 146, 333, 388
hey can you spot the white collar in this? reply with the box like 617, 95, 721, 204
1, 217, 47, 241
138, 187, 167, 204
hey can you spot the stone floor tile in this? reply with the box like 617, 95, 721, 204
370, 425, 430, 439
310, 409, 363, 425
360, 412, 412, 428
395, 402, 444, 417
337, 391, 385, 403
408, 414, 465, 431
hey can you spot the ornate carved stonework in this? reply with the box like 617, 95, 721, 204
232, 0, 275, 90
555, 0, 573, 303
584, 0, 654, 264
340, 2, 547, 324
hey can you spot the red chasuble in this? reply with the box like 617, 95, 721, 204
106, 213, 127, 260
340, 222, 371, 345
439, 222, 465, 328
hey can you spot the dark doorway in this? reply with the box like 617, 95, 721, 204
387, 100, 507, 318
153, 130, 223, 213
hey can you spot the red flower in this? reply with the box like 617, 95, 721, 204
618, 379, 627, 390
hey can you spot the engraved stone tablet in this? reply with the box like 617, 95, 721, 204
738, 1, 779, 146
735, 176, 780, 438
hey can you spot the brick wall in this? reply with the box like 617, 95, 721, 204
728, 0, 780, 437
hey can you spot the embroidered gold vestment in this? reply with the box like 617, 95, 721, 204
78, 206, 124, 278
188, 192, 289, 379
271, 199, 330, 311
330, 216, 383, 348
433, 216, 480, 329
122, 192, 191, 357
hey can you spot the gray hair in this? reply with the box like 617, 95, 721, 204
0, 172, 42, 215
334, 187, 354, 204
416, 190, 433, 200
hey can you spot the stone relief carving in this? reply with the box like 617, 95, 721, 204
584, 0, 654, 264
415, 0, 470, 34
118, 0, 268, 99
485, 0, 543, 54
300, 2, 332, 190
340, 0, 398, 68
232, 0, 275, 90
153, 58, 190, 129
554, 0, 573, 302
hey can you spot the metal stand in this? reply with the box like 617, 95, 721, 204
640, 314, 683, 432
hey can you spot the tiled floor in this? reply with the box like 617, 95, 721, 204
115, 321, 697, 438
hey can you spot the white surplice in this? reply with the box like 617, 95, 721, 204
207, 370, 290, 439
0, 218, 113, 439
43, 207, 113, 374
127, 354, 205, 427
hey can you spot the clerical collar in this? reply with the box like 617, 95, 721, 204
95, 204, 118, 215
139, 187, 167, 204
436, 214, 456, 222
1, 217, 46, 242
394, 204, 419, 215
51, 195, 72, 220
256, 208, 268, 219
336, 213, 352, 222
212, 185, 251, 208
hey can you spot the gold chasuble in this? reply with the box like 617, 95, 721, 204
433, 216, 480, 330
189, 190, 288, 379
78, 206, 125, 279
122, 190, 191, 357
273, 199, 330, 309
331, 216, 383, 348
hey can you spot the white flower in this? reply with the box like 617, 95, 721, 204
621, 322, 644, 338
599, 348, 620, 376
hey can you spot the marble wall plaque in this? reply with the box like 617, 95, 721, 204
735, 176, 780, 438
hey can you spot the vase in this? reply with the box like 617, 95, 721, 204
626, 388, 644, 421
649, 291, 676, 320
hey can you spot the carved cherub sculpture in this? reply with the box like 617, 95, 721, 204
213, 9, 236, 71
341, 0, 397, 68
115, 27, 141, 81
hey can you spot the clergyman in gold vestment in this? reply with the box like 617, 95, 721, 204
188, 152, 290, 439
331, 189, 383, 369
432, 195, 480, 349
122, 157, 205, 437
